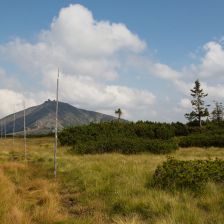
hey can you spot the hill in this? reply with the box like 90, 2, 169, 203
0, 100, 116, 135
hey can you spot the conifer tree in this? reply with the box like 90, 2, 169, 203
185, 80, 209, 127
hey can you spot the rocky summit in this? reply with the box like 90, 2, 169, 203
0, 100, 116, 135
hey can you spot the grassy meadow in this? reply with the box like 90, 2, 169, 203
0, 137, 224, 223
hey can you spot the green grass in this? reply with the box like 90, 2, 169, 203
0, 138, 224, 223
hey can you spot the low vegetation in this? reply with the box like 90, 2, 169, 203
58, 121, 180, 145
58, 121, 187, 154
179, 133, 224, 148
151, 158, 224, 192
73, 138, 178, 154
59, 121, 224, 155
0, 138, 224, 223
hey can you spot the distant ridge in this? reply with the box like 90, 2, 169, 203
0, 100, 117, 135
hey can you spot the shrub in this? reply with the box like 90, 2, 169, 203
151, 158, 224, 192
58, 121, 180, 154
179, 134, 224, 147
59, 121, 181, 147
146, 139, 178, 154
172, 122, 189, 136
72, 138, 178, 154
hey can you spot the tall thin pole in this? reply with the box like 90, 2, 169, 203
4, 120, 6, 139
13, 106, 16, 147
0, 121, 2, 139
24, 101, 27, 161
54, 68, 59, 178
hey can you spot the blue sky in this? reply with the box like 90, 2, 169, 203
0, 0, 224, 121
1, 0, 224, 66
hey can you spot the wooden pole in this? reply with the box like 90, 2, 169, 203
54, 68, 59, 178
4, 120, 6, 139
13, 106, 16, 148
24, 102, 27, 161
0, 121, 2, 139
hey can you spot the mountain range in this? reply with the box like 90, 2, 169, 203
0, 100, 117, 135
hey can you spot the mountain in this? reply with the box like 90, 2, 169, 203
0, 100, 117, 135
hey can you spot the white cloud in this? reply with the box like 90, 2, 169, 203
0, 4, 155, 120
58, 74, 156, 120
0, 4, 224, 122
0, 89, 37, 117
179, 98, 191, 109
199, 41, 224, 78
201, 82, 224, 99
0, 4, 146, 81
151, 63, 181, 80
0, 68, 23, 91
128, 56, 181, 81
41, 4, 146, 56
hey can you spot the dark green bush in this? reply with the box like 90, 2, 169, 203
172, 122, 189, 136
58, 121, 183, 154
179, 134, 224, 147
72, 138, 178, 154
151, 158, 224, 192
143, 139, 178, 154
58, 121, 181, 146
187, 121, 224, 134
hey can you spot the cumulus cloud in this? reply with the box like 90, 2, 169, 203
42, 4, 146, 55
0, 4, 224, 121
56, 74, 156, 120
127, 56, 181, 81
0, 4, 146, 80
173, 45, 224, 100
199, 41, 224, 79
0, 4, 155, 120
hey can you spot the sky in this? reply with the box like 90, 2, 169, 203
0, 0, 224, 122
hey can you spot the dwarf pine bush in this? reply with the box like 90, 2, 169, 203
151, 158, 224, 192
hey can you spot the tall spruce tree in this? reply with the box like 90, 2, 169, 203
185, 80, 209, 127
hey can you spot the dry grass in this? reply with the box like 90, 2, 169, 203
0, 138, 67, 224
0, 137, 224, 223
0, 168, 31, 224
113, 215, 143, 224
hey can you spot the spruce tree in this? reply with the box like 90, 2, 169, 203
185, 80, 209, 127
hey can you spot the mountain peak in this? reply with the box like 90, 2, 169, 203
0, 100, 116, 135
